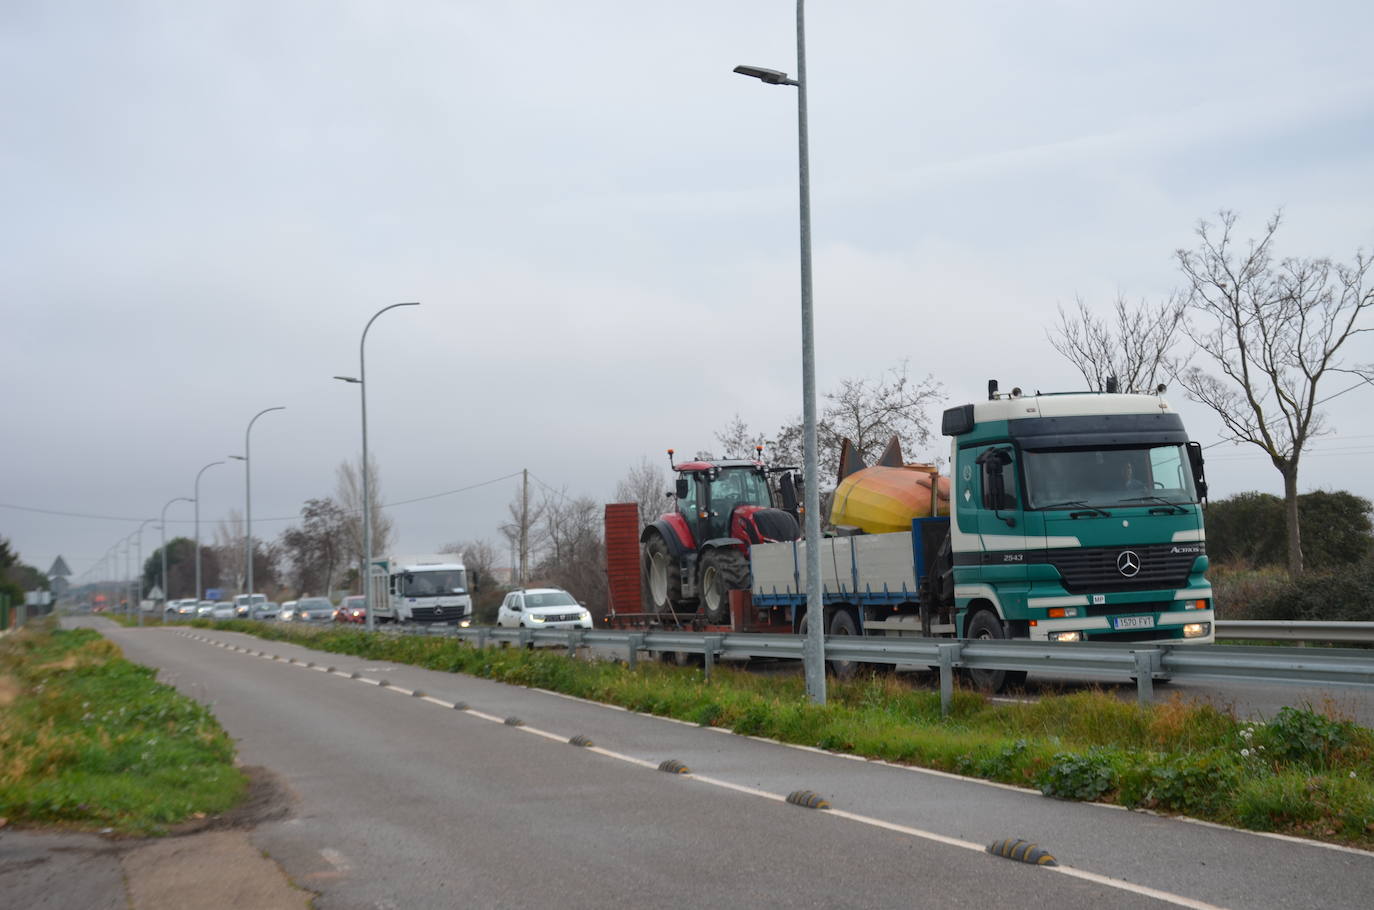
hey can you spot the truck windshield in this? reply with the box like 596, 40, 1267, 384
1022, 444, 1198, 510
401, 570, 466, 596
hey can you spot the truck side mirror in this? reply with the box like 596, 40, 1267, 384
975, 447, 1016, 526
675, 477, 689, 500
1186, 441, 1208, 502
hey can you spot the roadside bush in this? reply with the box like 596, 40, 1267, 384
1038, 749, 1118, 801
1118, 752, 1238, 815
1244, 559, 1374, 622
1207, 563, 1289, 620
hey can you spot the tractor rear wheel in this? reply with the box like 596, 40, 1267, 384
698, 548, 750, 625
643, 534, 682, 612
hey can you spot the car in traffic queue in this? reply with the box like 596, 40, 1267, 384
234, 593, 266, 618
251, 602, 280, 621
335, 595, 366, 624
495, 587, 593, 629
164, 599, 199, 621
292, 597, 336, 623
210, 601, 236, 620
278, 600, 298, 622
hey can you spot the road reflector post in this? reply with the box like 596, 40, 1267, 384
785, 790, 830, 810
987, 838, 1057, 866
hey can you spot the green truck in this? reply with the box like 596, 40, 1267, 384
748, 381, 1214, 690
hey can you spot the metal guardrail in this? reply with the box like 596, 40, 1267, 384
1214, 620, 1374, 644
389, 623, 1374, 715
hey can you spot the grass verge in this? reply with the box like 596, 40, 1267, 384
0, 620, 246, 834
201, 618, 1374, 849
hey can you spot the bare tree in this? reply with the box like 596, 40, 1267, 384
279, 498, 349, 598
1047, 293, 1187, 393
1176, 209, 1374, 575
335, 455, 393, 588
614, 457, 670, 530
715, 414, 767, 459
769, 360, 944, 482
212, 510, 247, 593
533, 493, 606, 614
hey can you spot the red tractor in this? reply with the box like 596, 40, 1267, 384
640, 448, 802, 623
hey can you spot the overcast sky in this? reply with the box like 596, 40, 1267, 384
4, 0, 1373, 583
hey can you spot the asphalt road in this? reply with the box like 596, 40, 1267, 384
73, 619, 1373, 909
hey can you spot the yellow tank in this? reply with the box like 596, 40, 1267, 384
828, 437, 949, 534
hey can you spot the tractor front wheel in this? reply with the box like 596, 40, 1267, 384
698, 548, 750, 625
643, 534, 682, 612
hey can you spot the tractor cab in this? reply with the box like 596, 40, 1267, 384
673, 460, 778, 544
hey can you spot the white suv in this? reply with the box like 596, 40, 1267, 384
496, 588, 592, 629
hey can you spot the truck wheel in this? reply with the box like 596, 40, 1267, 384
643, 534, 682, 611
698, 548, 750, 625
963, 610, 1028, 693
826, 608, 861, 680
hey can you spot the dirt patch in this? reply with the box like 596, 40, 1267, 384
123, 829, 312, 910
164, 765, 294, 836
0, 674, 21, 708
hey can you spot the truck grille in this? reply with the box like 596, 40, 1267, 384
410, 606, 466, 622
1047, 544, 1200, 594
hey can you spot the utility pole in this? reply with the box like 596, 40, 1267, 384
519, 468, 530, 585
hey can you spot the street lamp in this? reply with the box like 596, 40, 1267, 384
132, 517, 156, 626
160, 497, 192, 618
193, 461, 225, 601
238, 407, 285, 604
735, 0, 825, 703
335, 301, 420, 632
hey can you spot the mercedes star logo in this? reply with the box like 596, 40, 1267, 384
1117, 550, 1141, 577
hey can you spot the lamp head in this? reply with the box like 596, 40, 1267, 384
733, 64, 795, 85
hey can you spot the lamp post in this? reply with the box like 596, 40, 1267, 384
237, 407, 285, 604
133, 517, 156, 626
335, 301, 420, 632
193, 461, 225, 601
160, 497, 192, 619
734, 0, 825, 703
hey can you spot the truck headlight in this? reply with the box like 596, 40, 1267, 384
459, 619, 471, 628
1048, 631, 1082, 642
1183, 622, 1210, 638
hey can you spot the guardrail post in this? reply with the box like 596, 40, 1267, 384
518, 628, 533, 650
703, 636, 723, 682
626, 634, 644, 670
476, 628, 489, 650
567, 629, 583, 658
937, 643, 961, 717
1132, 650, 1159, 705
17, 604, 28, 628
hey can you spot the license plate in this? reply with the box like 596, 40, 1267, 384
1112, 615, 1155, 630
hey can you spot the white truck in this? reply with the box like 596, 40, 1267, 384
367, 554, 474, 625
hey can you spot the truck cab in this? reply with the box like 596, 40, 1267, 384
944, 387, 1213, 645
370, 555, 474, 625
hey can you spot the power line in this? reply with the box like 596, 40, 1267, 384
0, 471, 526, 526
1201, 377, 1374, 450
